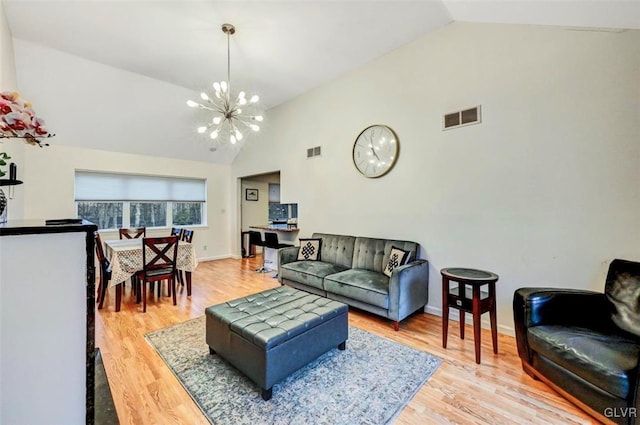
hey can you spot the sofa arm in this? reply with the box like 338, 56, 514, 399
277, 246, 299, 282
388, 259, 429, 323
513, 288, 612, 363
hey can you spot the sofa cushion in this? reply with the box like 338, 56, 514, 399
324, 269, 390, 309
528, 325, 640, 399
312, 233, 356, 269
280, 261, 350, 290
383, 246, 410, 277
297, 238, 322, 261
352, 237, 418, 273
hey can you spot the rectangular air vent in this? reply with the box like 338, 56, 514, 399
443, 105, 481, 130
307, 146, 321, 158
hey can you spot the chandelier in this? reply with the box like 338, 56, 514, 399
187, 23, 263, 146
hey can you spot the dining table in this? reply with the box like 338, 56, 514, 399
104, 238, 198, 297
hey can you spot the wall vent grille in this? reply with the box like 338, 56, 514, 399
307, 146, 321, 158
443, 105, 481, 130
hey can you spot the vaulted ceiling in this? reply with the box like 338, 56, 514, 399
4, 0, 640, 163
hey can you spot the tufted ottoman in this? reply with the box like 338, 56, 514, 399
205, 286, 348, 400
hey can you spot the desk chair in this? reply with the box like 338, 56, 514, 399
263, 232, 293, 278
248, 231, 268, 272
263, 232, 293, 249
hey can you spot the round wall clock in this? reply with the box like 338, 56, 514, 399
352, 125, 399, 178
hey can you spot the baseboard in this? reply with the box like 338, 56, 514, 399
424, 305, 515, 336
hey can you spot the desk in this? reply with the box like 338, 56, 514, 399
248, 225, 299, 272
105, 239, 198, 296
441, 267, 499, 364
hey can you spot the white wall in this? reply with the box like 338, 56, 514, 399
12, 39, 238, 165
23, 144, 233, 260
0, 0, 26, 220
232, 23, 640, 334
241, 180, 270, 232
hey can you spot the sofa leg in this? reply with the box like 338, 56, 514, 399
338, 341, 346, 350
393, 321, 400, 331
261, 387, 273, 401
209, 346, 216, 355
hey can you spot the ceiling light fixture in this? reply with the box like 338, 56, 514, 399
187, 23, 263, 146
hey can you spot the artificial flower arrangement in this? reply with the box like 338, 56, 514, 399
0, 91, 53, 178
0, 91, 53, 147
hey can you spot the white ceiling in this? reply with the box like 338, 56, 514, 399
3, 0, 639, 163
6, 0, 640, 110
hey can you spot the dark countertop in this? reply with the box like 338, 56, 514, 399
249, 224, 299, 232
0, 219, 97, 236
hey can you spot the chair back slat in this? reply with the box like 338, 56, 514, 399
182, 229, 194, 243
119, 227, 146, 239
142, 236, 179, 273
170, 227, 184, 239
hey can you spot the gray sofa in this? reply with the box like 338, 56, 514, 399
278, 232, 429, 330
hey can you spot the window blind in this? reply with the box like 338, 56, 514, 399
74, 171, 206, 202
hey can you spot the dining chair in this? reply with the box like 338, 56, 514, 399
95, 232, 123, 311
170, 227, 184, 239
177, 229, 194, 286
119, 227, 146, 239
137, 236, 179, 313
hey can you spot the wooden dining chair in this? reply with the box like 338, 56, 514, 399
136, 236, 179, 313
170, 227, 184, 239
95, 232, 123, 312
119, 227, 146, 239
177, 229, 194, 286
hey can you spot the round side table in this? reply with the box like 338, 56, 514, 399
441, 267, 499, 364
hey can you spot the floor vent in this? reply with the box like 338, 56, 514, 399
307, 146, 321, 158
443, 105, 481, 130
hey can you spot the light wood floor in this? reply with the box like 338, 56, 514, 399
95, 256, 598, 425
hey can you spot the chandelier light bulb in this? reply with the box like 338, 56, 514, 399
188, 23, 264, 148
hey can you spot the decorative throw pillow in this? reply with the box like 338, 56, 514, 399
383, 246, 411, 277
297, 238, 322, 261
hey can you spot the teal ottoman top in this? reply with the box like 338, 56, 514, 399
205, 286, 348, 350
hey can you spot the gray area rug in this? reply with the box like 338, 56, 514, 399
146, 316, 441, 425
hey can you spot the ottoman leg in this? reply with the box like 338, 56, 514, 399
209, 346, 216, 355
338, 341, 346, 350
261, 387, 273, 401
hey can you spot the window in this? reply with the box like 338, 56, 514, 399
74, 171, 206, 230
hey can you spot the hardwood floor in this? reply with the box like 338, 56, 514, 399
95, 256, 598, 425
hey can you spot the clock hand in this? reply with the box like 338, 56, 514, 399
368, 133, 381, 160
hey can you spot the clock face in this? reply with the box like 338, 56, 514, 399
352, 125, 399, 178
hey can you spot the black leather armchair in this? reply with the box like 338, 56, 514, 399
513, 259, 640, 425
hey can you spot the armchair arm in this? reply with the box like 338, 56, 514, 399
388, 260, 429, 322
513, 288, 613, 363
